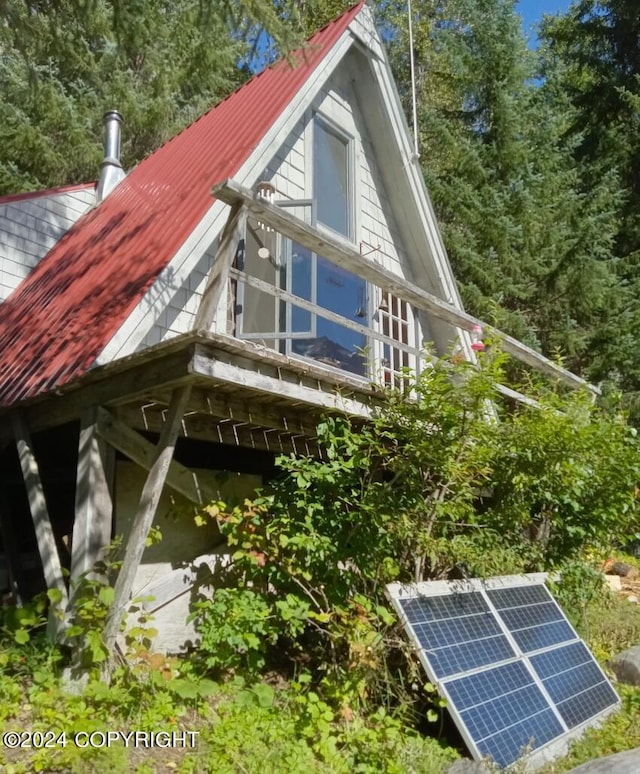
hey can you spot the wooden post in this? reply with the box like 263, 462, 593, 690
103, 385, 192, 653
103, 202, 246, 657
12, 412, 68, 639
95, 407, 219, 505
70, 408, 115, 590
194, 201, 247, 330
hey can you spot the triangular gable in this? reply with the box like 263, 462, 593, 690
97, 3, 468, 367
0, 2, 475, 410
0, 2, 365, 407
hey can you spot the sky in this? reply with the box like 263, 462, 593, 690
517, 0, 572, 43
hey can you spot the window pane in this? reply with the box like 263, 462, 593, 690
290, 243, 312, 333
240, 221, 279, 335
291, 257, 367, 376
314, 120, 349, 237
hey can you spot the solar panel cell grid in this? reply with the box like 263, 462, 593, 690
459, 682, 550, 740
510, 620, 577, 654
556, 682, 620, 729
540, 660, 606, 704
445, 660, 534, 709
411, 611, 504, 650
426, 632, 516, 678
400, 591, 489, 623
389, 577, 620, 769
475, 710, 564, 769
497, 601, 563, 630
487, 585, 552, 608
530, 641, 591, 680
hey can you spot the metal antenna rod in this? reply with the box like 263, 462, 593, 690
407, 0, 420, 159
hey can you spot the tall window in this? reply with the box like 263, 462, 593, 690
235, 207, 368, 377
313, 117, 351, 238
235, 118, 372, 378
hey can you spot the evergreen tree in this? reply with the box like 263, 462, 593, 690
0, 0, 305, 193
539, 0, 640, 407
380, 0, 621, 381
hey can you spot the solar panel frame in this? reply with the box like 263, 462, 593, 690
387, 574, 620, 770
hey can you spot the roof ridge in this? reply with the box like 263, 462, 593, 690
0, 182, 95, 206
128, 1, 365, 172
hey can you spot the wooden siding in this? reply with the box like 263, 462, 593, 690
0, 188, 94, 302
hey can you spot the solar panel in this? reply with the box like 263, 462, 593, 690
387, 574, 619, 769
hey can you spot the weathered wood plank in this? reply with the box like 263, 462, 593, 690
22, 347, 195, 437
12, 412, 68, 635
194, 202, 247, 330
104, 386, 193, 653
186, 387, 322, 437
190, 344, 372, 419
95, 407, 219, 505
70, 409, 115, 588
212, 179, 597, 394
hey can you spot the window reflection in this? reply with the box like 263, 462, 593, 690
314, 119, 350, 238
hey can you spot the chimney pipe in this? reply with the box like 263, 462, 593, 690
96, 110, 125, 204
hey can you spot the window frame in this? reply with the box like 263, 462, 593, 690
312, 112, 356, 243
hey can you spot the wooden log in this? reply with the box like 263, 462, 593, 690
12, 412, 68, 638
212, 179, 597, 394
104, 386, 193, 653
70, 408, 115, 589
95, 407, 219, 505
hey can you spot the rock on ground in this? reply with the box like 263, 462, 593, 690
565, 747, 640, 773
609, 645, 640, 686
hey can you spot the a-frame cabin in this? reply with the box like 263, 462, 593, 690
0, 2, 592, 650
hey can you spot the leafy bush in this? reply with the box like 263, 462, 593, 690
193, 347, 640, 716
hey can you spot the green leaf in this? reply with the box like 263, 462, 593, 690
252, 683, 275, 708
14, 628, 29, 645
47, 588, 63, 605
99, 586, 115, 606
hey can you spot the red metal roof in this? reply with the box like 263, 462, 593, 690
0, 2, 363, 407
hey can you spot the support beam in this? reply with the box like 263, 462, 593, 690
70, 408, 115, 588
95, 407, 219, 505
104, 386, 192, 654
21, 346, 195, 439
194, 202, 247, 330
212, 179, 597, 394
115, 403, 321, 456
12, 412, 68, 636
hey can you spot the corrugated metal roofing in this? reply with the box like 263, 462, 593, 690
0, 2, 363, 408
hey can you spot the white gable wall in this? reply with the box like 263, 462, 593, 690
135, 56, 431, 357
98, 6, 465, 371
0, 187, 94, 302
